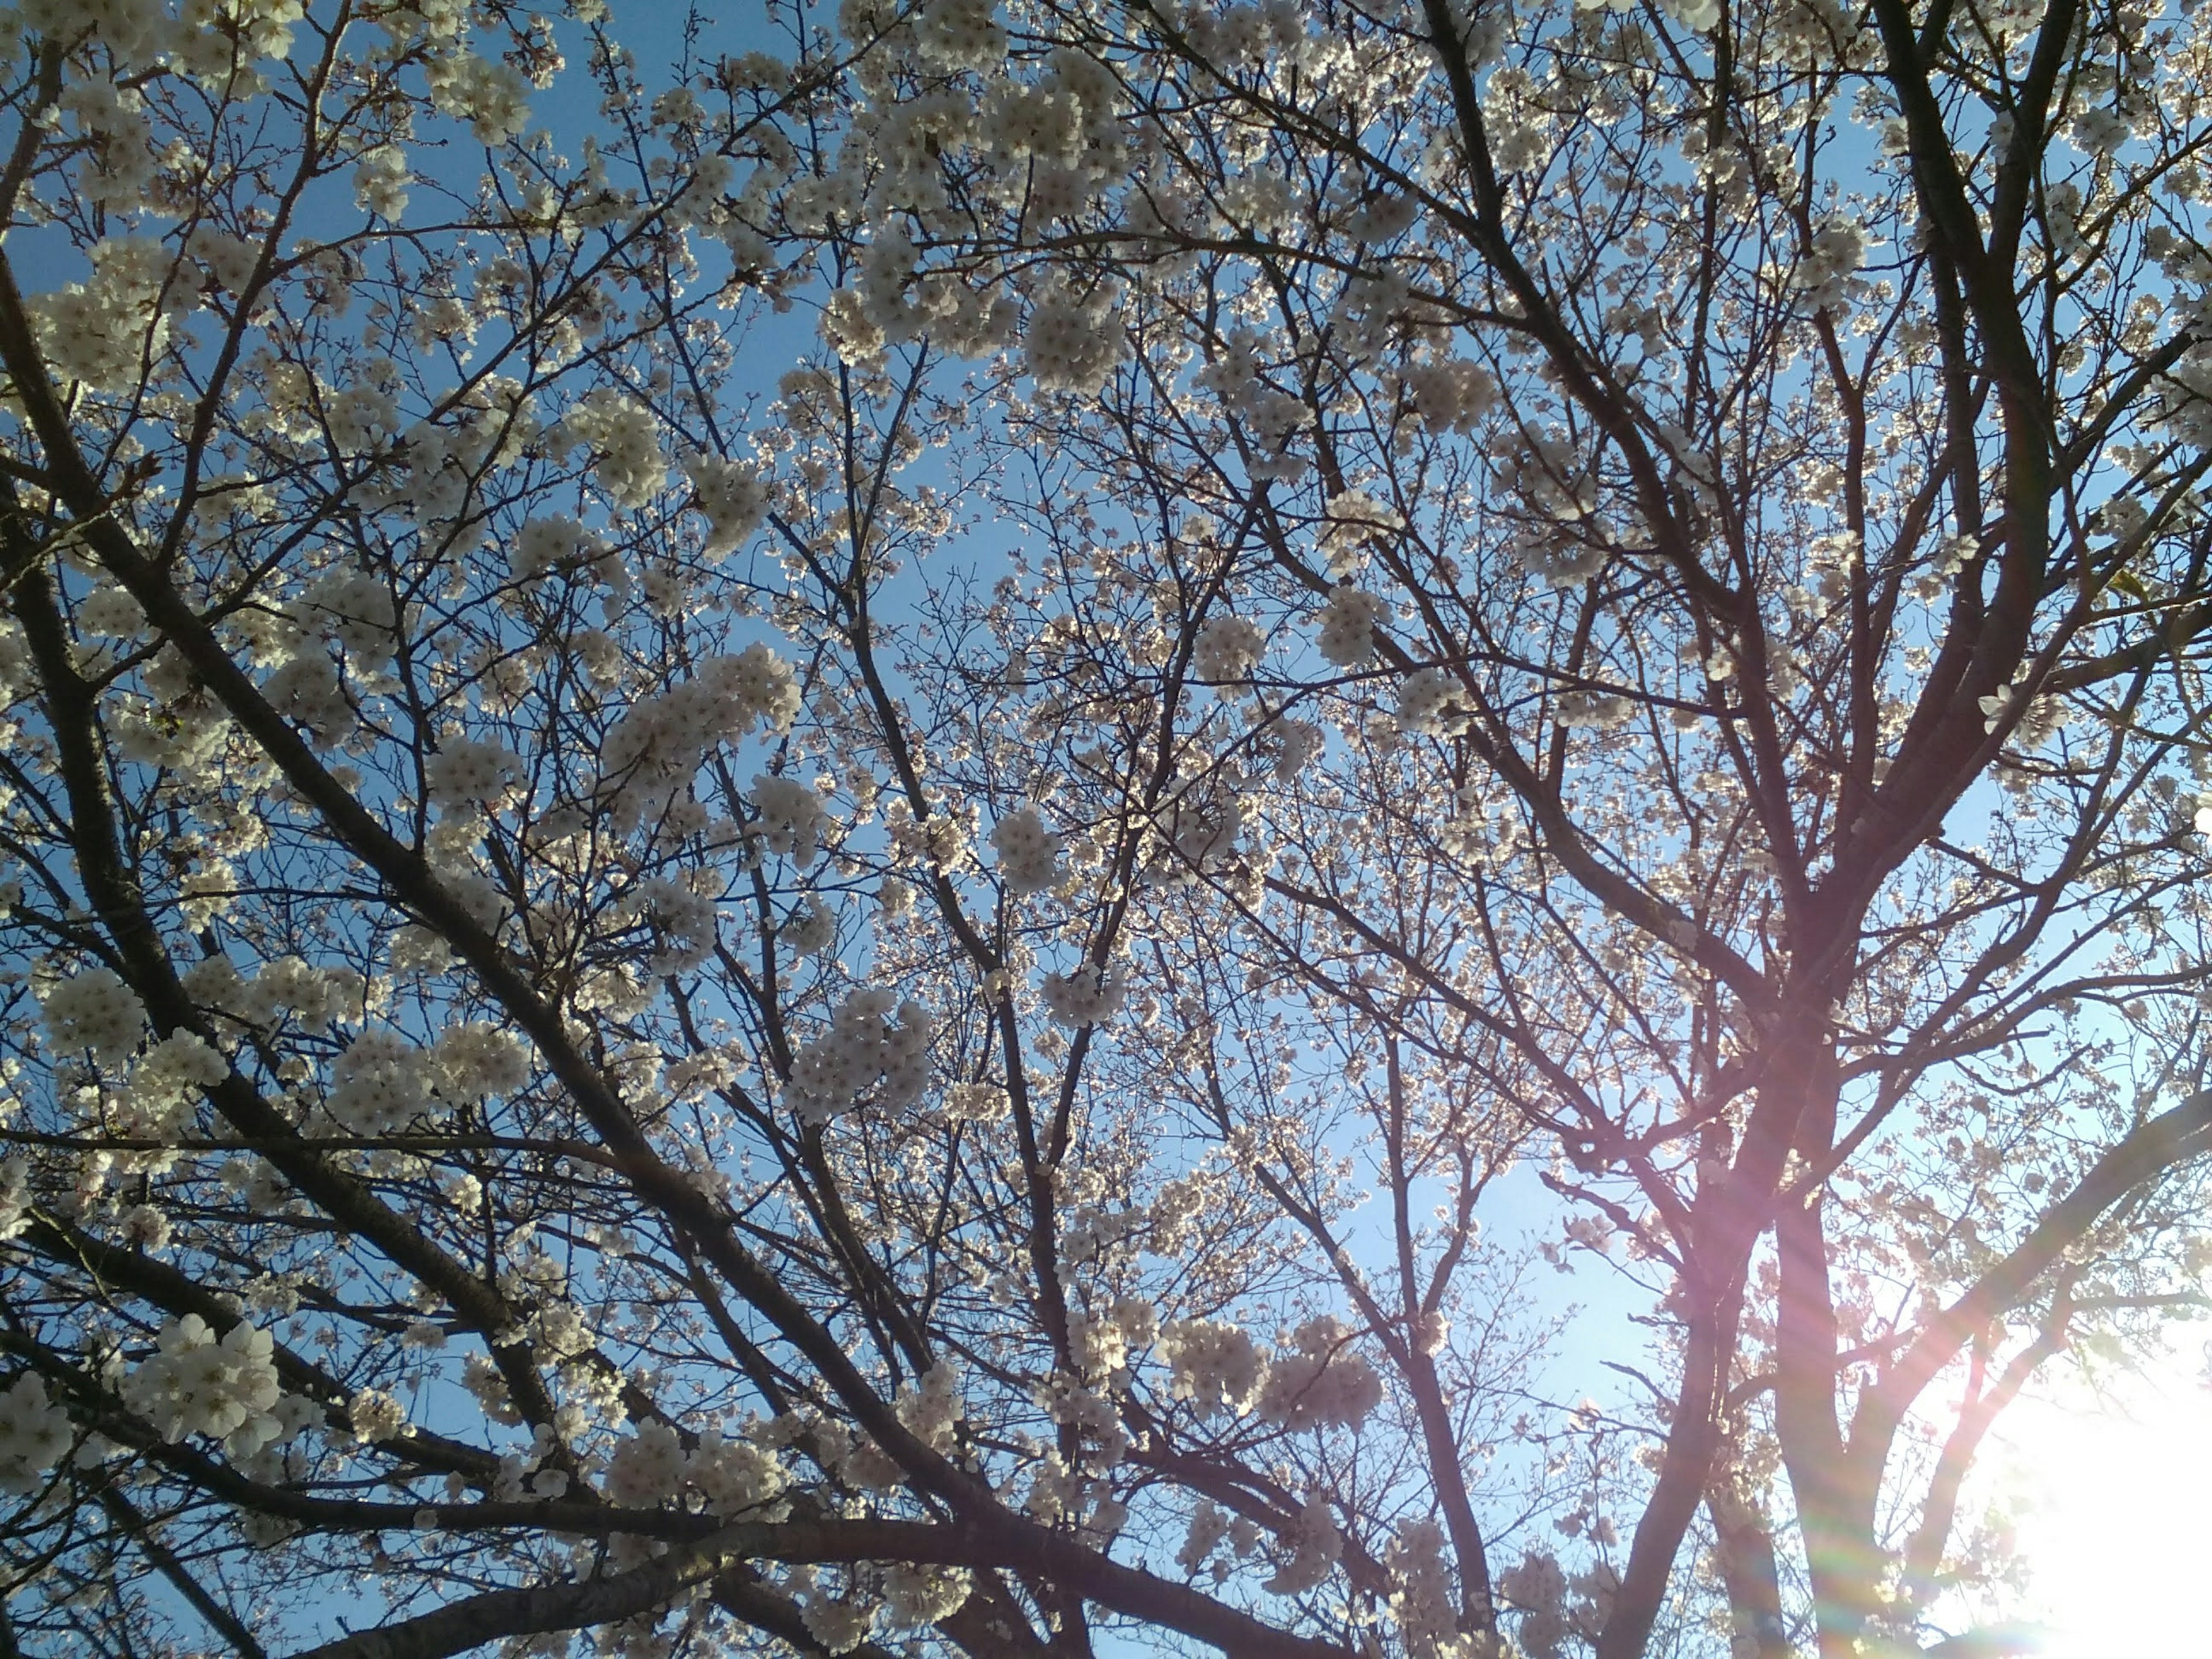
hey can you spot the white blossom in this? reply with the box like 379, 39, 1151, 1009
799, 1590, 878, 1656
1177, 1499, 1232, 1574
433, 1022, 530, 1099
426, 51, 533, 145
119, 1203, 171, 1251
751, 774, 830, 868
31, 237, 190, 392
1192, 614, 1266, 686
551, 390, 668, 510
988, 805, 1064, 895
120, 1317, 282, 1455
1263, 1495, 1343, 1596
425, 738, 521, 812
785, 990, 934, 1123
41, 968, 147, 1064
895, 1361, 964, 1452
685, 453, 772, 556
1161, 1318, 1267, 1420
325, 1028, 437, 1135
353, 143, 411, 217
881, 1563, 972, 1627
1023, 283, 1125, 393
687, 1427, 790, 1517
593, 645, 800, 827
1320, 489, 1404, 578
1315, 586, 1384, 668
348, 1389, 407, 1444
1039, 964, 1128, 1028
606, 1418, 687, 1506
1795, 218, 1869, 312
0, 1161, 29, 1243
0, 1374, 71, 1494
1397, 668, 1472, 737
1256, 1316, 1382, 1431
1399, 358, 1499, 434
117, 1032, 226, 1143
1387, 1518, 1475, 1658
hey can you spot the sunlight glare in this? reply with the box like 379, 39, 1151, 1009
1984, 1342, 2212, 1659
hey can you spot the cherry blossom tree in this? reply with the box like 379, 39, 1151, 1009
4, 1, 2212, 1658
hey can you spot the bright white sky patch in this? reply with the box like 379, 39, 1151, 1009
1982, 1339, 2212, 1658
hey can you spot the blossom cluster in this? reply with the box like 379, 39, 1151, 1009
1193, 329, 1310, 475
373, 380, 542, 525
785, 990, 934, 1123
1191, 614, 1266, 685
119, 1317, 283, 1456
1067, 1296, 1157, 1384
1387, 1519, 1475, 1658
1314, 586, 1382, 668
31, 236, 190, 392
349, 1388, 407, 1444
353, 143, 410, 217
326, 1028, 439, 1135
1264, 1496, 1344, 1596
987, 805, 1063, 895
1396, 668, 1472, 737
1023, 282, 1126, 393
1255, 1317, 1384, 1431
1160, 1316, 1381, 1433
0, 1161, 29, 1242
260, 644, 355, 749
511, 515, 607, 585
1794, 217, 1869, 313
1397, 357, 1499, 435
184, 952, 365, 1028
1159, 1318, 1267, 1420
41, 967, 149, 1064
1319, 488, 1403, 578
425, 737, 522, 812
605, 1416, 791, 1517
594, 644, 800, 828
114, 1031, 228, 1146
296, 569, 398, 664
1555, 689, 1634, 731
0, 1374, 71, 1495
324, 1022, 530, 1134
751, 774, 830, 868
550, 390, 668, 510
895, 1361, 964, 1453
828, 224, 1020, 362
684, 453, 772, 556
425, 50, 533, 146
1039, 964, 1128, 1028
634, 877, 721, 973
880, 1563, 974, 1627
